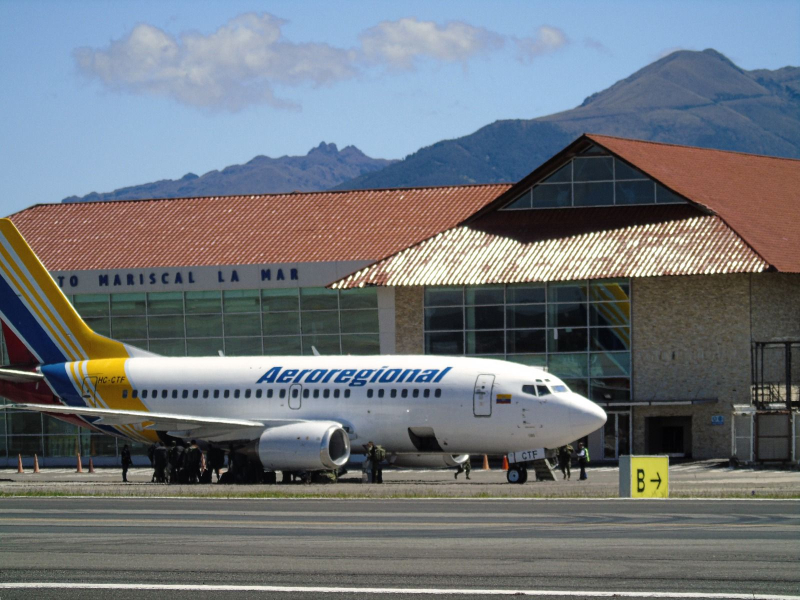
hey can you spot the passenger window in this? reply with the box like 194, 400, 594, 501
142, 390, 148, 399
152, 390, 157, 398
323, 389, 330, 399
313, 389, 319, 399
333, 389, 340, 398
344, 389, 350, 398
182, 390, 188, 399
202, 390, 209, 399
280, 389, 286, 399
192, 390, 199, 398
132, 389, 138, 398
378, 389, 384, 398
213, 390, 220, 399
234, 390, 240, 399
303, 389, 309, 398
412, 389, 419, 398
423, 389, 430, 398
390, 389, 397, 398
224, 390, 230, 399
434, 389, 442, 398
244, 389, 251, 399
367, 389, 373, 398
401, 389, 408, 398
162, 390, 168, 399
122, 389, 128, 399
291, 388, 299, 399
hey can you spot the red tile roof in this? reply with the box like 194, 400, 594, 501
9, 185, 510, 270
586, 134, 800, 272
332, 206, 768, 288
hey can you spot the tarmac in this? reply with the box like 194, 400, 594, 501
1, 459, 798, 497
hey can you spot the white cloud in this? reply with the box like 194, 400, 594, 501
74, 13, 357, 112
584, 37, 612, 56
74, 14, 567, 112
515, 26, 568, 63
359, 17, 505, 69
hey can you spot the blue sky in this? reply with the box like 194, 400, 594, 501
1, 0, 798, 216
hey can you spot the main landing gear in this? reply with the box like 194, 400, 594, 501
506, 465, 528, 484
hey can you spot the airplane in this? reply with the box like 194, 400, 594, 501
0, 218, 606, 484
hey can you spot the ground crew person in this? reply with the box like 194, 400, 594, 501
454, 457, 471, 480
577, 442, 590, 481
362, 443, 374, 483
168, 441, 185, 484
208, 443, 225, 482
369, 442, 386, 484
153, 442, 168, 483
121, 444, 132, 482
558, 444, 574, 480
185, 440, 202, 484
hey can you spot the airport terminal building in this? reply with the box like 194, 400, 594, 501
2, 134, 798, 467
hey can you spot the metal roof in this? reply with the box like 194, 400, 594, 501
9, 185, 510, 270
331, 208, 768, 288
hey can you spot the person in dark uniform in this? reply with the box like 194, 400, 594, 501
369, 442, 385, 484
454, 457, 471, 480
558, 444, 574, 480
121, 444, 132, 483
185, 440, 202, 484
168, 441, 185, 484
208, 443, 225, 482
153, 442, 168, 483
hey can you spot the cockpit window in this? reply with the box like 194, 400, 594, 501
552, 385, 568, 393
522, 384, 537, 396
536, 385, 550, 396
523, 384, 551, 396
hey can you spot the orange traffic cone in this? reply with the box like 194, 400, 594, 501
33, 454, 40, 473
76, 453, 83, 473
482, 454, 490, 470
502, 455, 509, 471
88, 457, 95, 473
17, 454, 24, 473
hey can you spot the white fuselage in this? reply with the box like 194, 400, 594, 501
110, 354, 605, 454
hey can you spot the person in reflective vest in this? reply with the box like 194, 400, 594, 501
577, 442, 590, 481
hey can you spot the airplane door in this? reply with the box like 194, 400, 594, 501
288, 384, 302, 410
473, 374, 494, 417
80, 376, 99, 406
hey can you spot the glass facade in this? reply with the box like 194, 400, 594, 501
0, 286, 379, 464
503, 144, 686, 210
423, 280, 631, 403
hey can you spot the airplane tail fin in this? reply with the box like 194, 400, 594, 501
0, 218, 134, 365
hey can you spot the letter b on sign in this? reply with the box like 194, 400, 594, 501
637, 469, 645, 492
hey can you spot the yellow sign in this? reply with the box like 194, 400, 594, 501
619, 456, 669, 498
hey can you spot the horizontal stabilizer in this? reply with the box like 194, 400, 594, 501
0, 367, 44, 383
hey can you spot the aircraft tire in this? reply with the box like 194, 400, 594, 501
506, 466, 526, 484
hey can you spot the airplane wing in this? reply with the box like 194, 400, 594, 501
0, 367, 44, 383
0, 403, 307, 442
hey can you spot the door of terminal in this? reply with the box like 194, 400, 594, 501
603, 411, 631, 460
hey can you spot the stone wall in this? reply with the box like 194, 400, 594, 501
394, 286, 424, 354
632, 273, 800, 458
631, 274, 752, 458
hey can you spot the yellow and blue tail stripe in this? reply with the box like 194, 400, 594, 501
0, 219, 157, 442
0, 218, 131, 364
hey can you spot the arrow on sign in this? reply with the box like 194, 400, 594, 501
650, 472, 662, 489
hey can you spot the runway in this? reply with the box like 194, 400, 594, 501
0, 497, 798, 599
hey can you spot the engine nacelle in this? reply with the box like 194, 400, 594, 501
257, 421, 350, 471
390, 454, 470, 468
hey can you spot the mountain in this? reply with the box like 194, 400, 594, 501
62, 143, 396, 203
335, 49, 800, 190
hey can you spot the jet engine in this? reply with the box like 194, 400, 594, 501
390, 453, 470, 468
256, 421, 350, 471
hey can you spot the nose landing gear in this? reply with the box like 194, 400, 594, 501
506, 465, 528, 484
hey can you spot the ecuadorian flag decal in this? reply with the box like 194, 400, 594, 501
496, 394, 512, 404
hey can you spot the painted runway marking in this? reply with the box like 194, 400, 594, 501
0, 583, 797, 599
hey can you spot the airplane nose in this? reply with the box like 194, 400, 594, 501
569, 397, 607, 440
